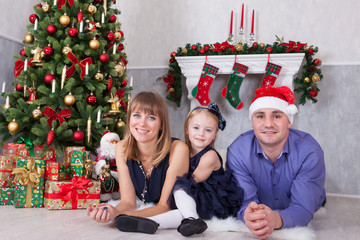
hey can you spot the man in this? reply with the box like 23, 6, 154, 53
226, 86, 326, 239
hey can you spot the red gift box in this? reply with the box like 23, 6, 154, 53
3, 143, 56, 161
46, 161, 71, 181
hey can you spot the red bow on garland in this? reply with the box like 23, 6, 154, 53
163, 74, 174, 90
58, 176, 92, 208
283, 41, 307, 53
44, 107, 72, 128
66, 52, 93, 80
14, 59, 33, 78
58, 0, 74, 9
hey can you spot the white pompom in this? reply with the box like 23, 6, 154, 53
287, 104, 298, 115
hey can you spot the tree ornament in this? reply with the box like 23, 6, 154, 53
192, 63, 219, 106
117, 43, 124, 52
309, 89, 318, 98
73, 128, 84, 142
24, 33, 34, 43
312, 74, 320, 82
27, 85, 38, 104
108, 93, 121, 115
116, 119, 126, 129
36, 3, 42, 8
89, 38, 100, 50
2, 97, 11, 111
44, 45, 54, 56
77, 10, 83, 22
115, 31, 122, 41
235, 44, 243, 51
99, 52, 109, 63
47, 128, 55, 145
20, 48, 26, 56
304, 77, 310, 83
42, 2, 51, 12
29, 14, 38, 24
15, 83, 24, 92
44, 73, 55, 84
314, 58, 322, 66
64, 92, 76, 106
109, 15, 117, 23
47, 24, 57, 34
266, 47, 273, 53
87, 4, 97, 14
107, 77, 113, 92
8, 119, 20, 133
114, 60, 125, 77
168, 87, 176, 98
182, 48, 188, 54
87, 117, 92, 143
60, 14, 71, 25
68, 28, 79, 37
32, 106, 43, 119
121, 79, 127, 87
106, 32, 116, 42
170, 52, 176, 58
94, 71, 104, 81
30, 46, 45, 66
87, 92, 97, 105
62, 45, 72, 55
259, 43, 265, 48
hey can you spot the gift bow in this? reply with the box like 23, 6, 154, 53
14, 58, 33, 78
44, 107, 72, 128
66, 52, 93, 80
58, 0, 74, 8
17, 137, 35, 157
59, 163, 71, 178
12, 158, 44, 186
58, 176, 91, 207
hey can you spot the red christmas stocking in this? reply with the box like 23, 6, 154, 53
260, 62, 282, 88
221, 62, 249, 110
192, 63, 219, 106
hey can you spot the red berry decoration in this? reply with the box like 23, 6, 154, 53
87, 93, 97, 105
191, 45, 197, 50
44, 46, 54, 56
99, 53, 109, 63
73, 129, 84, 142
117, 43, 124, 52
313, 58, 322, 66
47, 24, 57, 34
309, 89, 318, 98
29, 14, 38, 24
44, 73, 55, 84
20, 49, 26, 56
15, 83, 24, 92
109, 15, 117, 23
121, 79, 127, 87
106, 32, 116, 42
68, 28, 79, 37
266, 47, 273, 53
47, 128, 55, 145
199, 48, 205, 54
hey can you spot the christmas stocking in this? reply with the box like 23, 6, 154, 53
260, 62, 282, 88
221, 62, 249, 110
192, 63, 219, 106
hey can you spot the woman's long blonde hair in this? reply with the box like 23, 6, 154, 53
122, 91, 171, 167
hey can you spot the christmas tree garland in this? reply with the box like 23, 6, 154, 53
158, 37, 323, 107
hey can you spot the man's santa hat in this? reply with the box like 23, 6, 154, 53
249, 86, 298, 124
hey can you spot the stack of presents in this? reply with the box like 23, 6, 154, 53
0, 141, 100, 209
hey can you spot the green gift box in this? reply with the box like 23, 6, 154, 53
70, 151, 85, 178
0, 187, 14, 205
12, 158, 45, 208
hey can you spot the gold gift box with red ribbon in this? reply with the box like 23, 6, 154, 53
0, 155, 18, 187
44, 176, 100, 210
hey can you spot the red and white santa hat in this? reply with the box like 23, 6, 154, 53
249, 86, 298, 124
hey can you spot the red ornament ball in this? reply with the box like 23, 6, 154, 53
36, 3, 42, 8
87, 94, 97, 105
199, 48, 205, 54
119, 30, 124, 38
99, 53, 109, 63
121, 79, 127, 87
106, 32, 116, 42
29, 14, 38, 24
47, 129, 55, 145
15, 83, 24, 92
314, 58, 322, 66
191, 45, 197, 50
73, 129, 84, 142
266, 47, 273, 53
252, 42, 258, 47
204, 45, 210, 51
109, 15, 117, 23
94, 0, 102, 2
117, 43, 124, 52
169, 58, 174, 63
44, 73, 55, 84
44, 46, 54, 56
47, 24, 57, 34
309, 89, 318, 98
20, 49, 26, 56
68, 28, 79, 37
170, 52, 176, 58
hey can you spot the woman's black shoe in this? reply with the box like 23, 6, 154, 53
177, 217, 208, 237
115, 214, 158, 234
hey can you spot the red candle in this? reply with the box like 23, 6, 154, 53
241, 4, 244, 28
251, 9, 255, 34
230, 10, 233, 35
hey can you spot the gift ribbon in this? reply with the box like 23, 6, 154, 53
58, 0, 74, 8
14, 58, 33, 78
57, 176, 92, 209
44, 192, 99, 209
17, 137, 35, 157
59, 163, 71, 180
66, 52, 93, 80
11, 158, 44, 208
44, 107, 71, 128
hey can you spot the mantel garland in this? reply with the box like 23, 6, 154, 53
158, 37, 323, 107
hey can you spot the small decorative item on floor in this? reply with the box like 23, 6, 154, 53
0, 187, 14, 205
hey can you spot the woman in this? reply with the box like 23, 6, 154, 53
88, 91, 189, 234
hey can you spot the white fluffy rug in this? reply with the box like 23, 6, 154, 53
108, 199, 320, 240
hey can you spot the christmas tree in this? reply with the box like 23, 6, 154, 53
0, 0, 130, 156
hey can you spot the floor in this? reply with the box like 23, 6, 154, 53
1, 194, 359, 240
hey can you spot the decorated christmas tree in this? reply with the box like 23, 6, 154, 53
0, 0, 130, 156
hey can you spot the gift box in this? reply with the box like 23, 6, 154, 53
44, 176, 100, 210
12, 158, 45, 208
0, 187, 14, 205
46, 161, 71, 181
70, 151, 86, 178
63, 146, 86, 163
0, 155, 18, 187
3, 142, 56, 161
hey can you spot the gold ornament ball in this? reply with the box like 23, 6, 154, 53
235, 44, 243, 51
60, 14, 71, 26
32, 107, 43, 119
62, 46, 72, 55
312, 74, 320, 82
87, 4, 97, 15
114, 61, 125, 77
64, 93, 76, 106
116, 120, 126, 129
95, 72, 104, 81
89, 39, 100, 50
115, 31, 122, 41
42, 2, 51, 12
8, 120, 20, 133
24, 33, 34, 44
304, 77, 310, 83
182, 48, 188, 54
259, 43, 265, 48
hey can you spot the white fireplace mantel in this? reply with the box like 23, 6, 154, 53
175, 53, 305, 108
